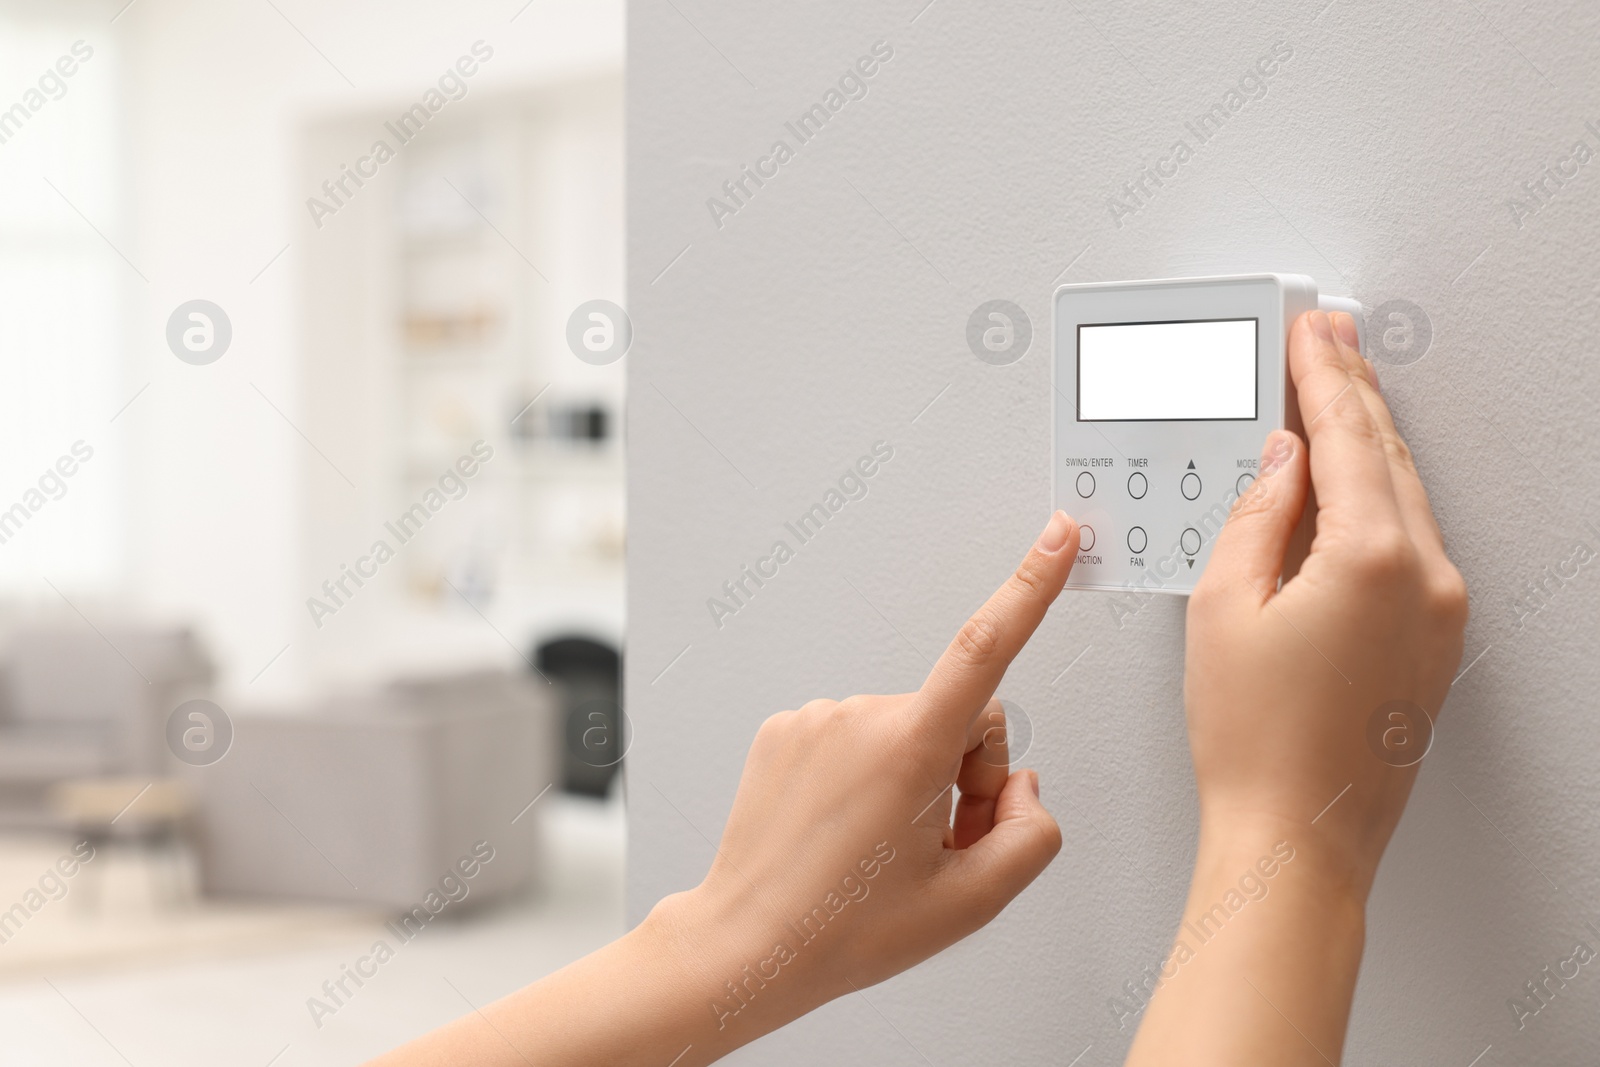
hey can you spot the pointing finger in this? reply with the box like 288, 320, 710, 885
914, 511, 1077, 742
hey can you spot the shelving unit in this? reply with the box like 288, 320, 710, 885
297, 75, 624, 689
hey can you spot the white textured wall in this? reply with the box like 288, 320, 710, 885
627, 2, 1600, 1063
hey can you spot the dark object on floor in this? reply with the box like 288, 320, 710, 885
536, 637, 624, 797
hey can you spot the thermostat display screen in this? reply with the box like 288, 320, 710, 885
1077, 318, 1258, 421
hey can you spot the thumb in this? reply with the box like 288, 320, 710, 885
1197, 429, 1309, 599
937, 770, 1061, 922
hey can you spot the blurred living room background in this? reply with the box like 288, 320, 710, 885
0, 0, 624, 1062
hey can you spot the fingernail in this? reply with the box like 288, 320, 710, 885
1028, 770, 1040, 798
1260, 430, 1294, 477
1036, 510, 1072, 553
1333, 311, 1360, 349
1310, 310, 1334, 343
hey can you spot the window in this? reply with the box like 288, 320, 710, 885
0, 14, 121, 592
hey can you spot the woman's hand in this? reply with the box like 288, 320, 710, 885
1185, 308, 1467, 896
1126, 310, 1469, 1066
375, 511, 1080, 1067
655, 510, 1080, 1043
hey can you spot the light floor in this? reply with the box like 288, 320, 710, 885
0, 792, 627, 1066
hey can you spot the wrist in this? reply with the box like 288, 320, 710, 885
1127, 815, 1369, 1066
1187, 810, 1370, 981
384, 886, 787, 1067
1196, 805, 1372, 912
631, 885, 815, 1063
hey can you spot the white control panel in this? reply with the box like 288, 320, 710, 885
1052, 274, 1360, 595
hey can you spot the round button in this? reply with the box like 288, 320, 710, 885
1127, 472, 1147, 499
1076, 471, 1095, 498
1237, 472, 1255, 495
1181, 472, 1202, 500
1180, 527, 1201, 555
1078, 525, 1095, 551
1127, 526, 1148, 554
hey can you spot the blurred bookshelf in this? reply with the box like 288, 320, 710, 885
298, 75, 623, 688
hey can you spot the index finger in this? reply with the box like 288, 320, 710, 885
914, 511, 1078, 739
1289, 310, 1404, 538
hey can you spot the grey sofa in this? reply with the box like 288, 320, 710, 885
0, 624, 213, 828
188, 669, 558, 911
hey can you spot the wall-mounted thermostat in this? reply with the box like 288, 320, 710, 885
1052, 273, 1361, 595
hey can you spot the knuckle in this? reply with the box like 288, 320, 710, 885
1331, 399, 1386, 451
1377, 424, 1418, 474
835, 695, 887, 729
750, 710, 793, 753
1428, 564, 1470, 625
1009, 554, 1052, 599
1351, 530, 1416, 583
1228, 478, 1278, 523
1304, 370, 1378, 437
1297, 322, 1341, 362
1036, 811, 1064, 858
951, 612, 1001, 665
793, 698, 850, 733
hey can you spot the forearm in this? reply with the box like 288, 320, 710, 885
370, 891, 783, 1067
370, 515, 1080, 1065
1124, 820, 1367, 1066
